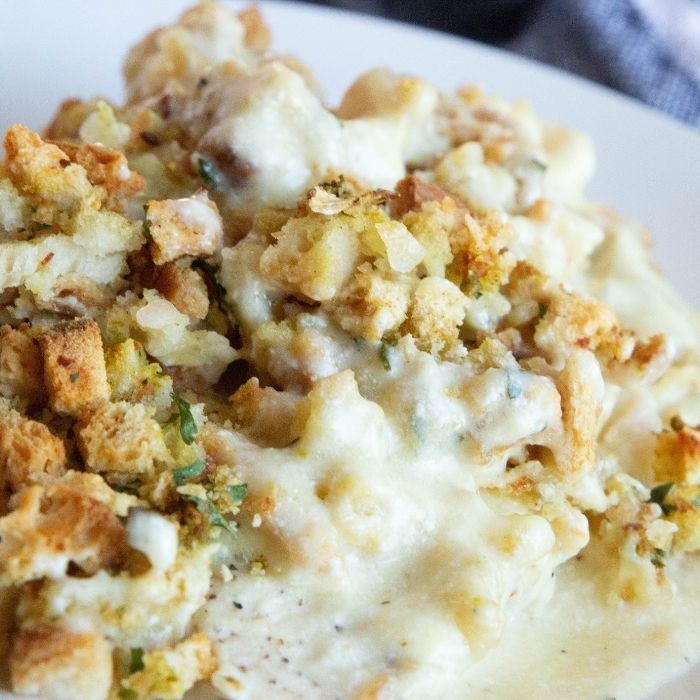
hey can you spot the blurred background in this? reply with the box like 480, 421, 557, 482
303, 0, 700, 127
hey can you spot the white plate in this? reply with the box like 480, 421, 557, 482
0, 2, 698, 698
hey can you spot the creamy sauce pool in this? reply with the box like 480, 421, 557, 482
467, 538, 700, 700
193, 539, 700, 700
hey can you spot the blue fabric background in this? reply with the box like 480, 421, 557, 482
510, 0, 700, 126
309, 0, 700, 127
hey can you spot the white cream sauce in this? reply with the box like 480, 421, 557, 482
183, 63, 447, 212
466, 537, 700, 700
194, 358, 591, 700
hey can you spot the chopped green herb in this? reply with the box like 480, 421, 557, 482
142, 203, 151, 240
651, 548, 666, 569
197, 157, 221, 190
119, 689, 138, 700
410, 413, 427, 441
648, 482, 674, 509
34, 223, 51, 231
661, 502, 677, 516
691, 497, 700, 509
173, 394, 197, 445
172, 459, 206, 486
69, 372, 80, 383
379, 341, 392, 371
538, 302, 547, 319
506, 373, 522, 400
183, 494, 236, 534
129, 647, 145, 673
472, 289, 483, 300
183, 493, 207, 510
531, 157, 548, 171
206, 502, 236, 533
229, 483, 248, 503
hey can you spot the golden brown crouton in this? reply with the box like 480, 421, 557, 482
654, 424, 700, 485
259, 213, 362, 302
503, 261, 551, 306
146, 191, 223, 265
48, 140, 145, 211
534, 289, 632, 366
57, 470, 141, 517
332, 269, 411, 342
555, 349, 603, 477
0, 324, 45, 403
402, 199, 459, 277
665, 484, 700, 552
3, 125, 94, 213
0, 482, 126, 585
154, 262, 210, 320
76, 400, 171, 476
404, 277, 468, 354
448, 211, 515, 295
0, 402, 66, 492
39, 318, 110, 417
10, 627, 112, 700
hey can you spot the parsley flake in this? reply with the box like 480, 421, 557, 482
183, 494, 236, 534
379, 341, 392, 371
506, 373, 522, 400
410, 412, 427, 441
197, 157, 221, 190
648, 483, 674, 514
538, 302, 547, 319
172, 459, 206, 486
229, 483, 248, 502
119, 689, 138, 700
173, 394, 197, 445
651, 548, 666, 569
142, 203, 151, 240
69, 372, 80, 383
129, 647, 145, 673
